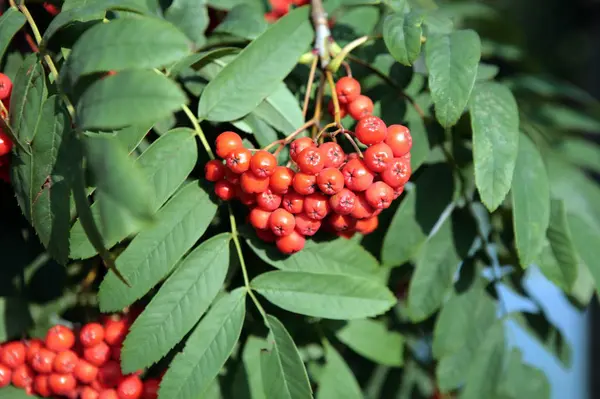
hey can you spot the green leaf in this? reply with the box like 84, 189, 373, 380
254, 83, 304, 134
317, 342, 362, 399
567, 213, 600, 297
164, 0, 209, 47
235, 113, 280, 148
231, 336, 267, 399
245, 234, 380, 280
251, 271, 396, 320
70, 128, 197, 259
167, 47, 240, 76
66, 17, 191, 81
0, 8, 26, 62
9, 54, 48, 145
559, 139, 600, 173
425, 30, 480, 127
122, 233, 231, 373
76, 69, 187, 130
471, 82, 519, 212
382, 11, 423, 66
214, 3, 267, 40
536, 103, 600, 132
84, 134, 154, 239
98, 181, 218, 311
382, 163, 455, 267
0, 386, 41, 399
476, 63, 499, 81
511, 133, 550, 267
261, 315, 313, 399
496, 349, 550, 399
159, 288, 246, 399
198, 6, 313, 122
407, 218, 461, 322
0, 297, 33, 341
405, 99, 429, 171
336, 319, 404, 366
461, 322, 505, 399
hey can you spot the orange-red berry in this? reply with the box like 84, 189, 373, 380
99, 389, 119, 399
355, 116, 387, 146
385, 124, 412, 157
84, 342, 111, 367
0, 364, 11, 388
316, 168, 344, 195
215, 131, 243, 159
33, 374, 52, 397
141, 379, 159, 399
329, 188, 357, 215
276, 230, 305, 254
347, 95, 374, 120
364, 143, 394, 173
256, 189, 282, 211
328, 99, 348, 118
74, 359, 99, 384
31, 348, 56, 374
53, 350, 79, 373
292, 172, 317, 195
328, 213, 356, 232
11, 364, 34, 388
365, 181, 394, 209
282, 190, 305, 214
342, 158, 374, 192
319, 142, 345, 168
303, 193, 331, 220
0, 132, 13, 157
290, 137, 315, 162
214, 179, 236, 201
351, 193, 375, 220
204, 160, 226, 182
117, 374, 143, 399
335, 77, 361, 104
1, 341, 26, 368
295, 213, 322, 236
81, 386, 100, 399
240, 171, 269, 194
269, 166, 294, 194
255, 227, 277, 243
381, 157, 411, 188
97, 361, 122, 389
249, 208, 272, 230
226, 147, 252, 174
25, 339, 44, 364
269, 209, 296, 237
250, 150, 277, 178
355, 216, 379, 234
0, 73, 12, 100
46, 325, 75, 352
296, 147, 325, 175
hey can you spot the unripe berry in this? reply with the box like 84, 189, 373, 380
364, 143, 394, 173
276, 230, 305, 254
269, 209, 296, 237
215, 131, 243, 159
250, 150, 277, 177
329, 188, 357, 215
355, 116, 387, 146
249, 208, 272, 230
319, 142, 345, 168
292, 172, 316, 195
296, 147, 325, 175
295, 213, 322, 236
385, 124, 412, 157
269, 166, 294, 194
214, 179, 236, 201
342, 158, 374, 192
204, 160, 226, 182
335, 77, 361, 104
381, 157, 411, 188
256, 189, 282, 211
347, 95, 373, 120
45, 325, 75, 352
226, 148, 252, 174
355, 215, 379, 234
240, 171, 269, 194
282, 190, 305, 214
290, 137, 315, 162
303, 193, 331, 220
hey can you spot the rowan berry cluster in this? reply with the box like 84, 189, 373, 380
0, 314, 159, 399
204, 77, 412, 255
265, 0, 310, 22
0, 73, 13, 183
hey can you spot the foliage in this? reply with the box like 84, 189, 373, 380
1, 0, 599, 398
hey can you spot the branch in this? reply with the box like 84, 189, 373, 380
311, 0, 331, 67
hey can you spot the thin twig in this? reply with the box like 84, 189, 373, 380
182, 105, 215, 160
325, 70, 342, 125
312, 75, 326, 138
343, 132, 363, 157
302, 56, 319, 119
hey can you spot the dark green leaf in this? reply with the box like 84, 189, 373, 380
214, 4, 267, 40
567, 213, 600, 297
164, 0, 209, 47
70, 128, 197, 259
251, 271, 396, 320
261, 315, 313, 399
0, 297, 33, 341
122, 233, 231, 373
336, 319, 404, 366
98, 181, 218, 311
0, 8, 26, 61
198, 6, 313, 122
235, 113, 280, 148
317, 342, 362, 399
425, 30, 480, 127
559, 139, 600, 173
66, 17, 191, 80
0, 386, 41, 399
254, 83, 304, 134
159, 288, 246, 399
231, 336, 267, 399
471, 82, 519, 212
536, 103, 600, 132
167, 47, 240, 76
405, 99, 429, 171
496, 349, 550, 399
512, 133, 550, 267
383, 11, 423, 66
76, 70, 187, 130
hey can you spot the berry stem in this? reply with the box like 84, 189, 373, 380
325, 70, 342, 125
328, 35, 372, 73
312, 74, 326, 138
227, 204, 269, 323
343, 132, 363, 158
182, 104, 215, 160
302, 55, 319, 119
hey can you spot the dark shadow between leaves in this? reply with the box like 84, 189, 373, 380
414, 163, 454, 234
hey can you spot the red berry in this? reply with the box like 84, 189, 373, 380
365, 182, 394, 209
111, 345, 122, 362
255, 227, 277, 243
215, 131, 243, 159
303, 193, 331, 220
81, 386, 100, 399
276, 230, 305, 254
381, 157, 411, 188
347, 95, 374, 120
84, 342, 111, 367
49, 373, 77, 395
342, 158, 374, 191
328, 213, 356, 232
224, 168, 240, 185
329, 188, 357, 215
319, 142, 345, 168
351, 193, 375, 219
141, 379, 159, 399
290, 137, 315, 162
292, 172, 316, 195
117, 374, 143, 399
99, 389, 119, 399
296, 147, 325, 175
328, 100, 347, 118
214, 179, 236, 201
31, 348, 56, 374
226, 147, 252, 174
0, 73, 12, 101
74, 359, 98, 384
316, 168, 344, 195
204, 160, 226, 182
337, 230, 356, 239
240, 171, 269, 194
236, 186, 256, 206
256, 189, 282, 211
282, 190, 305, 214
249, 208, 272, 230
335, 77, 361, 104
384, 124, 412, 157
355, 216, 379, 234
364, 143, 394, 173
46, 325, 76, 352
250, 150, 277, 177
1, 341, 26, 368
0, 132, 13, 157
269, 166, 294, 194
269, 208, 296, 237
97, 361, 123, 389
33, 374, 52, 397
393, 185, 405, 199
0, 364, 11, 388
295, 213, 321, 236
355, 116, 387, 146
53, 350, 78, 373
25, 339, 44, 364
11, 364, 34, 388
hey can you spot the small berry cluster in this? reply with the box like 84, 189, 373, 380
205, 77, 412, 255
0, 72, 13, 183
265, 0, 310, 22
0, 315, 159, 399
